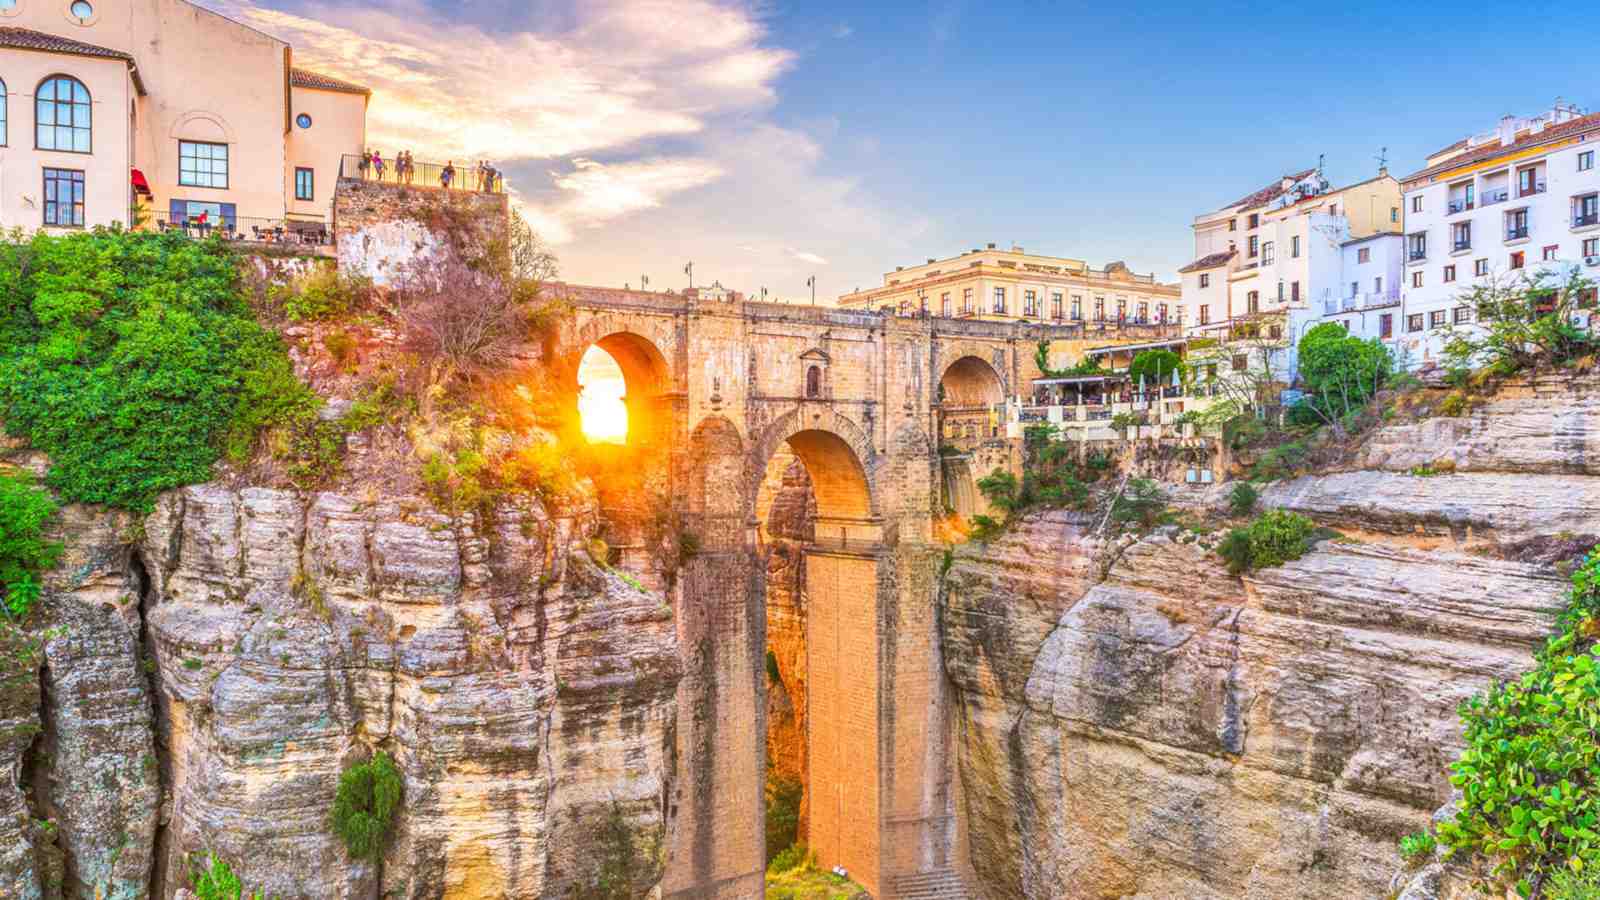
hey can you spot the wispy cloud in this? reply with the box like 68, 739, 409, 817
790, 250, 828, 266
832, 22, 853, 39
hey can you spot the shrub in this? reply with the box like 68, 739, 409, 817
1435, 549, 1600, 896
322, 328, 358, 372
1218, 510, 1316, 574
765, 770, 803, 864
1249, 440, 1309, 482
1399, 829, 1437, 863
1296, 322, 1391, 423
570, 799, 661, 900
189, 853, 267, 900
0, 230, 314, 511
0, 471, 61, 620
1129, 349, 1182, 384
1226, 482, 1258, 517
976, 469, 1020, 515
329, 751, 403, 862
768, 842, 810, 876
277, 266, 372, 322
969, 514, 1004, 542
1546, 864, 1600, 900
1438, 391, 1468, 418
390, 253, 528, 392
1111, 478, 1166, 530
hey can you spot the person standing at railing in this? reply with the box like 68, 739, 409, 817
441, 161, 455, 189
358, 150, 371, 180
372, 151, 386, 182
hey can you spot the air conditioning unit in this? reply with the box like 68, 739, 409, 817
1586, 255, 1600, 267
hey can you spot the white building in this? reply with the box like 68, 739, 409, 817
1178, 164, 1402, 384
1315, 232, 1405, 349
1398, 100, 1600, 366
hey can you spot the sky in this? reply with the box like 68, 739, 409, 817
205, 0, 1596, 304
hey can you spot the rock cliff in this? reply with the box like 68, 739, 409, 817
943, 376, 1598, 900
1, 474, 680, 899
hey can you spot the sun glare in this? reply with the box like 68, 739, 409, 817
578, 346, 629, 444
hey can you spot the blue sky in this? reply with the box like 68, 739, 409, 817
211, 0, 1592, 301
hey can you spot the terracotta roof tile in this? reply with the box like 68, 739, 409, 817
1225, 168, 1317, 211
290, 67, 371, 96
1178, 250, 1236, 274
0, 25, 132, 61
1404, 113, 1600, 183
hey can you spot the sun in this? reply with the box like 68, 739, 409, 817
577, 346, 629, 444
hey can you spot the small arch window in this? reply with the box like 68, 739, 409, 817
36, 75, 90, 152
805, 365, 822, 398
68, 0, 92, 21
295, 113, 312, 129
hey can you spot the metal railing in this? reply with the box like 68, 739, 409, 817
150, 214, 332, 247
1448, 199, 1475, 214
1453, 240, 1472, 252
1408, 249, 1428, 261
1507, 226, 1530, 241
1481, 189, 1510, 206
338, 153, 506, 193
1575, 214, 1600, 228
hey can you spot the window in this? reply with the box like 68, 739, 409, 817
1408, 232, 1427, 259
1268, 324, 1282, 339
0, 77, 6, 147
1374, 276, 1384, 293
1577, 193, 1599, 226
1506, 208, 1529, 239
1407, 313, 1424, 332
1116, 297, 1127, 320
1231, 354, 1248, 372
42, 167, 84, 227
962, 288, 972, 314
1023, 289, 1037, 316
1411, 195, 1424, 213
1050, 291, 1062, 319
1543, 244, 1560, 262
1136, 301, 1148, 322
35, 75, 90, 152
1443, 265, 1455, 283
69, 1, 93, 22
1198, 304, 1209, 325
1518, 166, 1539, 197
1290, 281, 1300, 302
1474, 258, 1489, 276
1291, 236, 1301, 258
992, 287, 1006, 314
1275, 282, 1284, 302
1329, 204, 1337, 216
1350, 280, 1358, 297
1094, 296, 1105, 321
1391, 207, 1399, 223
1411, 271, 1423, 288
296, 113, 313, 129
1453, 306, 1471, 325
1585, 238, 1599, 257
1452, 222, 1471, 250
1199, 273, 1209, 288
1071, 294, 1082, 319
941, 292, 951, 317
1581, 151, 1595, 172
179, 141, 228, 188
294, 167, 314, 201
1510, 251, 1525, 270
1429, 309, 1446, 328
1228, 219, 1237, 232
1357, 247, 1370, 263
1262, 241, 1275, 265
1247, 290, 1259, 313
1247, 213, 1259, 229
1248, 235, 1259, 258
1379, 313, 1393, 339
805, 366, 821, 398
1157, 303, 1168, 322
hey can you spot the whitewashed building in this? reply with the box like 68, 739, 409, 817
1398, 100, 1600, 366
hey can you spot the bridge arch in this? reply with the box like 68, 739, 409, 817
937, 354, 1005, 407
745, 407, 878, 543
568, 328, 673, 447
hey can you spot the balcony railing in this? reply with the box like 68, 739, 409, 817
1576, 214, 1600, 229
1507, 226, 1530, 241
338, 154, 506, 193
1453, 240, 1472, 252
1408, 249, 1428, 261
1448, 199, 1475, 214
1481, 189, 1510, 206
150, 214, 332, 248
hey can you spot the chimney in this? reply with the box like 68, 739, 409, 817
1499, 115, 1517, 146
1281, 176, 1295, 191
895, 266, 903, 271
987, 242, 996, 249
927, 258, 936, 264
1012, 245, 1024, 254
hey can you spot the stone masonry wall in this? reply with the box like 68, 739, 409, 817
333, 178, 510, 286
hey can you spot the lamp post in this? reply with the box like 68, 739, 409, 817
807, 275, 816, 306
684, 262, 694, 290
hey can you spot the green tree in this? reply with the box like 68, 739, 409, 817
1443, 269, 1597, 376
1295, 322, 1391, 426
1129, 349, 1182, 384
329, 751, 404, 861
0, 471, 61, 619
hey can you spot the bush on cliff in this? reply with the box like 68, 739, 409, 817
329, 750, 404, 862
1433, 548, 1600, 898
766, 769, 804, 865
0, 470, 61, 620
0, 229, 315, 512
189, 852, 268, 900
1216, 509, 1315, 575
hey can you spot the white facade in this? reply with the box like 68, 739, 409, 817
1398, 104, 1600, 367
1309, 233, 1405, 351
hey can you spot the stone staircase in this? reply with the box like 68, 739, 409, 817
891, 869, 972, 900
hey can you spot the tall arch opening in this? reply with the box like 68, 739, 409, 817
936, 355, 1006, 520
571, 331, 673, 584
751, 426, 880, 893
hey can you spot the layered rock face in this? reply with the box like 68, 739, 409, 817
1, 478, 680, 900
945, 380, 1594, 900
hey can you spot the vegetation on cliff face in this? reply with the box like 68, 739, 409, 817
0, 229, 314, 511
1430, 548, 1600, 899
1216, 510, 1317, 575
329, 751, 404, 862
0, 471, 60, 619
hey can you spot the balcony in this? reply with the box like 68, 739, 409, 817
1448, 199, 1475, 214
1506, 226, 1530, 241
1519, 182, 1549, 198
1481, 189, 1511, 207
1408, 249, 1428, 261
151, 213, 333, 253
1453, 240, 1472, 252
1576, 213, 1600, 229
338, 153, 506, 193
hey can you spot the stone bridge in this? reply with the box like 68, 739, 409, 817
546, 283, 1180, 898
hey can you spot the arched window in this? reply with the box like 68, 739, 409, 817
37, 75, 91, 152
0, 78, 7, 147
805, 365, 822, 398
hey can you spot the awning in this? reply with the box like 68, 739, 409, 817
1032, 374, 1125, 386
1085, 337, 1187, 357
130, 168, 152, 197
